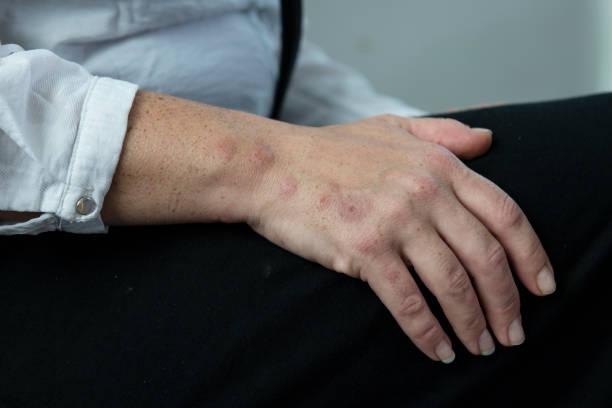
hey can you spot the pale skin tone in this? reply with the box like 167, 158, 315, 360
0, 91, 556, 363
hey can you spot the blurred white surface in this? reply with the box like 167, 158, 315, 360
305, 0, 612, 112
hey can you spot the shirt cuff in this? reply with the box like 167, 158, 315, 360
55, 76, 138, 234
0, 213, 58, 235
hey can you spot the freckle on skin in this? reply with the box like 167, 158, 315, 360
168, 192, 181, 214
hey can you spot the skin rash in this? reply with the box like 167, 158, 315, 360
249, 138, 275, 169
215, 138, 238, 163
316, 182, 372, 223
337, 192, 371, 222
278, 174, 299, 199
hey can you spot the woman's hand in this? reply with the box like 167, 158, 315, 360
94, 91, 553, 363
247, 114, 555, 363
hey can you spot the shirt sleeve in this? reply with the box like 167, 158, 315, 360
280, 39, 427, 127
0, 43, 138, 235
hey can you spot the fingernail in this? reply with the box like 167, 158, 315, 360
479, 329, 495, 356
537, 265, 556, 295
472, 127, 493, 136
435, 340, 455, 364
508, 316, 525, 346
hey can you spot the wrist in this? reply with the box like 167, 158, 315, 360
100, 91, 302, 227
207, 114, 307, 225
239, 121, 318, 228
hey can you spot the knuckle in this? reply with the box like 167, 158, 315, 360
397, 293, 426, 319
498, 289, 520, 316
483, 242, 508, 272
352, 230, 386, 257
377, 113, 400, 123
445, 265, 472, 298
384, 194, 415, 223
426, 145, 461, 172
462, 311, 486, 334
403, 173, 442, 200
523, 235, 545, 264
413, 321, 440, 344
371, 114, 402, 130
497, 194, 523, 229
380, 167, 405, 185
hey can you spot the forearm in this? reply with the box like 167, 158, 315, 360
0, 90, 296, 227
100, 90, 287, 226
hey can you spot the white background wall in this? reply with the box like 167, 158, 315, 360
305, 0, 612, 113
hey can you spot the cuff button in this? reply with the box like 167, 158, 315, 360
76, 197, 96, 215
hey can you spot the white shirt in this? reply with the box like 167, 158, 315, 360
0, 0, 425, 235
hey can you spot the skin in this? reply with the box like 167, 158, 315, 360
0, 91, 555, 363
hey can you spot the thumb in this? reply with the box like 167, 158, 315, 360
399, 117, 492, 160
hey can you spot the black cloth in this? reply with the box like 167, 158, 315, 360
1, 93, 611, 407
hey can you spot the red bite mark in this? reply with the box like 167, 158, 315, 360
317, 195, 331, 211
337, 195, 370, 222
249, 139, 275, 168
279, 175, 298, 198
328, 182, 372, 222
215, 138, 237, 162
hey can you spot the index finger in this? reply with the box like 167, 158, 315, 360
450, 169, 556, 297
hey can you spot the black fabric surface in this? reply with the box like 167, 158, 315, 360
1, 93, 611, 407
